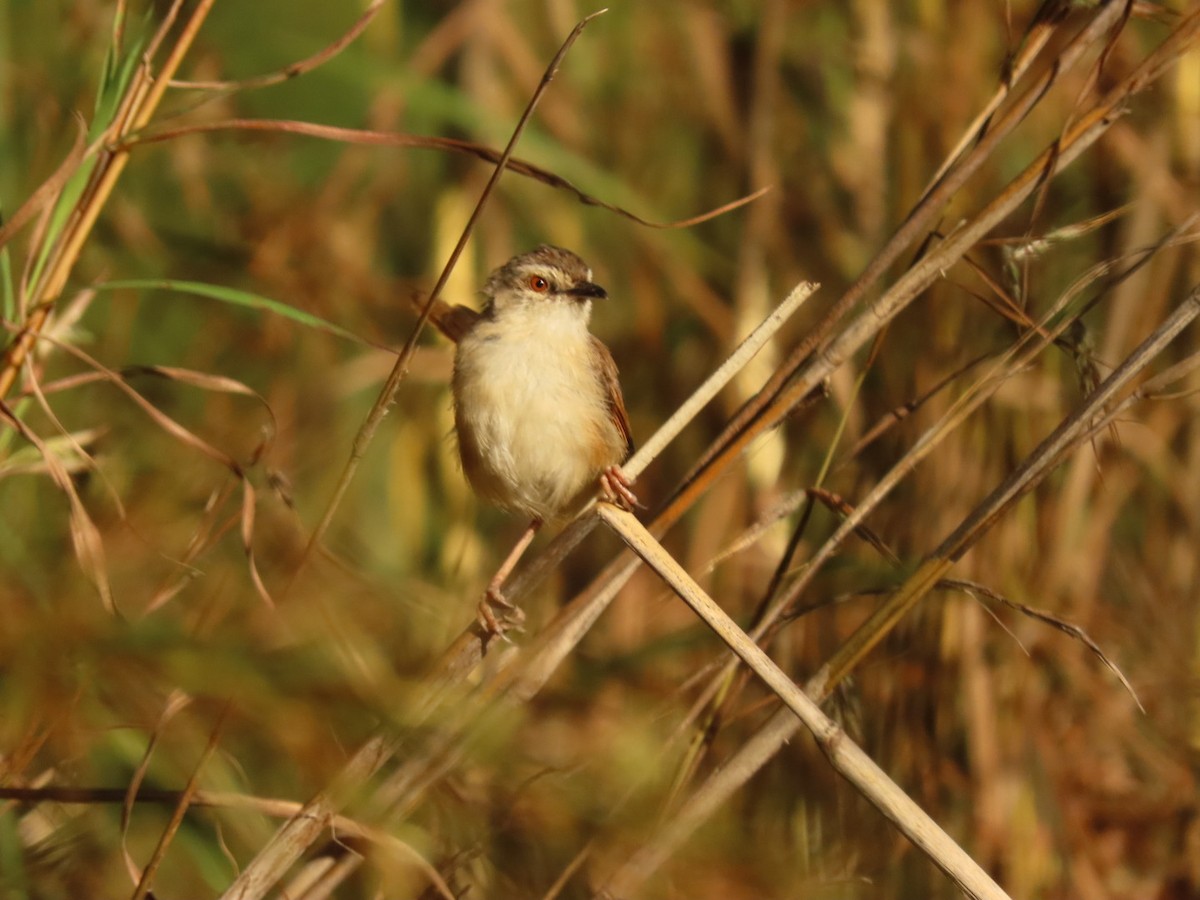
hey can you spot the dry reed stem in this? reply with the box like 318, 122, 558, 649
594, 504, 1012, 900
218, 734, 400, 900
610, 278, 1200, 896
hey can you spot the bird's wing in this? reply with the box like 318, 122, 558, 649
407, 293, 482, 344
590, 335, 635, 461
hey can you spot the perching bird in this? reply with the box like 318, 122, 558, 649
451, 245, 635, 636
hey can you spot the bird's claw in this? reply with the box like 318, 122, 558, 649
599, 465, 640, 511
477, 587, 526, 643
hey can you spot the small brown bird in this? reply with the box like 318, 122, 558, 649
452, 245, 636, 636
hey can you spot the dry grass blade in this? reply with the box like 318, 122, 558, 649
120, 691, 192, 887
594, 504, 1012, 900
0, 398, 114, 613
169, 0, 387, 91
0, 116, 86, 257
945, 579, 1144, 710
241, 481, 273, 609
130, 702, 229, 900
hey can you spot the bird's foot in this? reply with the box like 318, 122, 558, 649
599, 465, 640, 512
477, 586, 526, 643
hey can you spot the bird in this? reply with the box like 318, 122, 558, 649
451, 245, 636, 637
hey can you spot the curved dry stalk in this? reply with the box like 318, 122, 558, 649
127, 119, 769, 231
169, 0, 387, 91
945, 578, 1142, 710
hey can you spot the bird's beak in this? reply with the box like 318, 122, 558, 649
566, 280, 607, 301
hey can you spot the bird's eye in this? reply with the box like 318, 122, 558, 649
528, 275, 550, 293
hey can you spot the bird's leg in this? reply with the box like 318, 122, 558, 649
478, 518, 541, 639
599, 465, 639, 511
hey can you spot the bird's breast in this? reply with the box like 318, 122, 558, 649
453, 311, 623, 521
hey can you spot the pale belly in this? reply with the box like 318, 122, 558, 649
453, 317, 621, 521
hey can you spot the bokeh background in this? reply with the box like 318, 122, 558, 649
2, 1, 1199, 897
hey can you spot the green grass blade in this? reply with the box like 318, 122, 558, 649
97, 279, 375, 347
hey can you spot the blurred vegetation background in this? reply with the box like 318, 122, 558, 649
1, 0, 1199, 897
